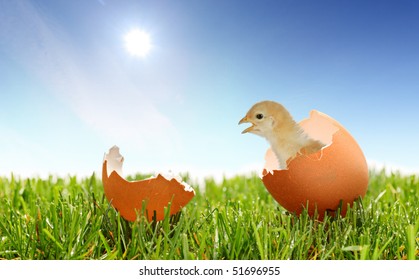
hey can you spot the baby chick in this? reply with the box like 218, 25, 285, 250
239, 100, 326, 169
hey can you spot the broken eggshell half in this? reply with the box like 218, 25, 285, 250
262, 110, 369, 219
102, 146, 195, 222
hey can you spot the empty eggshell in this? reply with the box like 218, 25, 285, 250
102, 146, 195, 222
262, 110, 368, 219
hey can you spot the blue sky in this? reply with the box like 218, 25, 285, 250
1, 0, 418, 179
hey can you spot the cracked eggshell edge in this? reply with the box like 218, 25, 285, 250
102, 146, 195, 221
261, 110, 369, 219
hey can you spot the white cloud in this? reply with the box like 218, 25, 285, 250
367, 159, 419, 176
0, 125, 51, 177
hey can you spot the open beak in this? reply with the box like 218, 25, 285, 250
238, 116, 255, 134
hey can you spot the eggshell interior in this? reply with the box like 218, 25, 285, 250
262, 110, 369, 219
102, 146, 195, 222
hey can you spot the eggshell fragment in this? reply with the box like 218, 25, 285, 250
102, 146, 195, 222
262, 110, 368, 219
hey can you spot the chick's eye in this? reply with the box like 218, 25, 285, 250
256, 113, 264, 120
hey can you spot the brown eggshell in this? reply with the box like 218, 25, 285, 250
102, 146, 195, 222
262, 110, 368, 219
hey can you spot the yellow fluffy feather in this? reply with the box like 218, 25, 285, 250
239, 100, 325, 169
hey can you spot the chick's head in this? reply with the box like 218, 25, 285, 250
239, 100, 292, 137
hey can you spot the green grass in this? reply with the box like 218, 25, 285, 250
0, 169, 418, 260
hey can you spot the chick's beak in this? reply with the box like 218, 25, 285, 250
238, 116, 255, 134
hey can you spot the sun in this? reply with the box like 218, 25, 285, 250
123, 29, 152, 57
